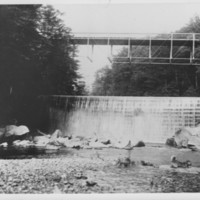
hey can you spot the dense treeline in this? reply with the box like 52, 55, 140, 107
0, 5, 84, 127
92, 16, 200, 97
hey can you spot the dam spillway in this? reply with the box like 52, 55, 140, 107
44, 96, 200, 144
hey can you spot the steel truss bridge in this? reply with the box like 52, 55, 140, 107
70, 33, 200, 65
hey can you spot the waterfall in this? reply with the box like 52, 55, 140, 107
44, 96, 200, 144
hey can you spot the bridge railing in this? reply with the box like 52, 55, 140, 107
72, 32, 200, 40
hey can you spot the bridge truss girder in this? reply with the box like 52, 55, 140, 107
70, 33, 200, 65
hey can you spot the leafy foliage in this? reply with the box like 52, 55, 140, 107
92, 16, 200, 97
0, 5, 84, 127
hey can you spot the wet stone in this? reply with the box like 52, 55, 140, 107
52, 175, 62, 182
86, 180, 97, 187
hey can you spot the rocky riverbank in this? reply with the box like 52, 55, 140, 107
1, 146, 200, 193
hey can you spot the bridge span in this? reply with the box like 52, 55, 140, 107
70, 33, 200, 65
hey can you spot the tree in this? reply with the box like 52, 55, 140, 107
0, 5, 84, 128
92, 66, 113, 95
37, 5, 81, 95
92, 15, 200, 97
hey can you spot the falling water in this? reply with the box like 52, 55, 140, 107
43, 96, 200, 144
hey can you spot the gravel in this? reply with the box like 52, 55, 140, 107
0, 147, 200, 193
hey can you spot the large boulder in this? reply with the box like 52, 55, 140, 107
13, 125, 29, 136
165, 137, 177, 147
4, 125, 29, 137
183, 126, 200, 137
1, 125, 30, 146
174, 128, 191, 148
174, 125, 200, 149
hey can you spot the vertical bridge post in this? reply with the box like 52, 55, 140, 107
193, 33, 195, 60
87, 37, 93, 62
149, 35, 152, 60
128, 37, 131, 63
107, 37, 112, 63
170, 33, 173, 63
190, 33, 195, 63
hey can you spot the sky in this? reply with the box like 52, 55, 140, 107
53, 2, 200, 91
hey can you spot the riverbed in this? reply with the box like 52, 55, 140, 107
0, 144, 200, 193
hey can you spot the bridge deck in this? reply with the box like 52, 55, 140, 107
70, 37, 200, 46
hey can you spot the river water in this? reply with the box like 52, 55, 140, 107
46, 96, 200, 144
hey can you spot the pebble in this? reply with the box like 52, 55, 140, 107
86, 180, 97, 187
0, 149, 200, 193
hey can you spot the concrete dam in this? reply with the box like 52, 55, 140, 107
43, 96, 200, 144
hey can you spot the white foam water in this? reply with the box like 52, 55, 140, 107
48, 96, 200, 144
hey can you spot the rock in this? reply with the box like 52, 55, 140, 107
4, 125, 18, 137
174, 126, 200, 148
170, 155, 192, 168
134, 141, 145, 147
141, 160, 154, 167
183, 126, 200, 137
74, 172, 87, 179
33, 136, 50, 146
48, 129, 63, 146
52, 175, 62, 182
4, 125, 29, 140
56, 137, 69, 147
116, 157, 135, 167
188, 144, 198, 151
0, 142, 8, 148
97, 137, 111, 145
165, 137, 177, 147
123, 140, 134, 150
60, 138, 71, 147
86, 180, 97, 187
68, 140, 83, 149
2, 125, 30, 146
89, 141, 107, 149
13, 125, 29, 136
75, 136, 85, 141
51, 129, 62, 139
13, 140, 33, 147
60, 137, 85, 149
174, 128, 191, 148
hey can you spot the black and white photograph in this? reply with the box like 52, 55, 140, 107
1, 0, 200, 198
